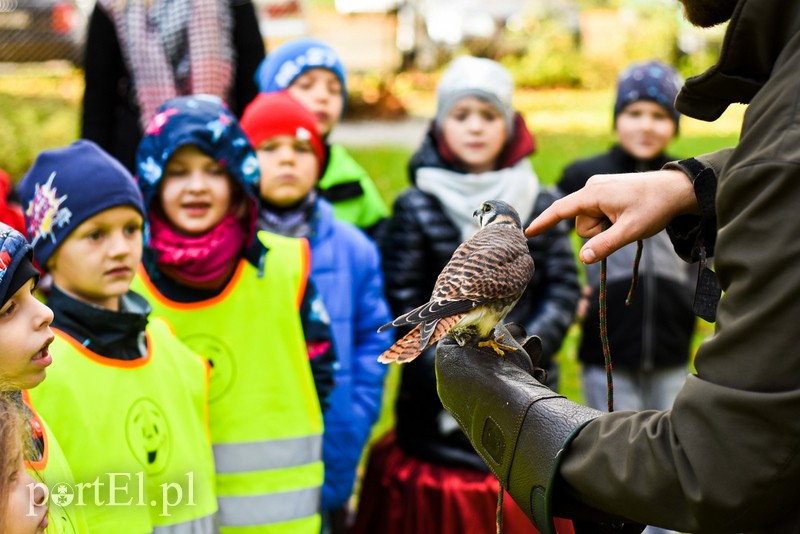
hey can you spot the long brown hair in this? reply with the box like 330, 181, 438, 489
0, 391, 31, 532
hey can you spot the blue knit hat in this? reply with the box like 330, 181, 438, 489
18, 140, 145, 269
614, 61, 682, 130
135, 94, 261, 214
255, 38, 348, 104
0, 223, 38, 308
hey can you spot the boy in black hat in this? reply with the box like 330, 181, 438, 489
19, 140, 217, 533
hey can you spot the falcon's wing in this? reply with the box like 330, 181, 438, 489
379, 225, 534, 331
378, 297, 477, 331
430, 224, 534, 305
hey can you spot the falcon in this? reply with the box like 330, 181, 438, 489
378, 200, 535, 364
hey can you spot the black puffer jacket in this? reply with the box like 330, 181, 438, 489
381, 123, 580, 470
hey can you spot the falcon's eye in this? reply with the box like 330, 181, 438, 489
482, 204, 491, 213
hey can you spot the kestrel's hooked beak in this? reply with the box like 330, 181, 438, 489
473, 208, 480, 218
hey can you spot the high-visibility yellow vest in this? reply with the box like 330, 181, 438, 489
131, 232, 324, 533
27, 318, 217, 534
22, 398, 90, 534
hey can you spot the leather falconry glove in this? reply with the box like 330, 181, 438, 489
435, 323, 644, 534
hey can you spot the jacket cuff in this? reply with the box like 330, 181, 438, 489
664, 157, 718, 262
664, 157, 722, 321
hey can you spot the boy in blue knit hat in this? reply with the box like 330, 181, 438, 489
560, 60, 683, 201
557, 62, 694, 534
18, 140, 217, 534
256, 38, 388, 239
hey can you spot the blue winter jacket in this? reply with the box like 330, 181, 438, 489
308, 198, 393, 510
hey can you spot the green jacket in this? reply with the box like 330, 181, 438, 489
319, 144, 388, 237
559, 1, 800, 531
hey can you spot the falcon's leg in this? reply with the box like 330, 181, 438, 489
478, 331, 519, 356
452, 326, 479, 347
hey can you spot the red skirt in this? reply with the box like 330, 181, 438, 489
352, 433, 575, 534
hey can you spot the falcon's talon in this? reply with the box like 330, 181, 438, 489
478, 338, 518, 356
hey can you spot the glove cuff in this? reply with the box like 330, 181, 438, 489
513, 397, 600, 534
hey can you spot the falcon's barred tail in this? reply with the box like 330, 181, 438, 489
378, 313, 465, 364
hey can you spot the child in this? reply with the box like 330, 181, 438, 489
18, 140, 217, 533
255, 38, 389, 238
555, 63, 694, 534
0, 222, 87, 534
239, 91, 393, 525
132, 95, 335, 533
0, 391, 48, 534
353, 55, 580, 534
556, 61, 696, 417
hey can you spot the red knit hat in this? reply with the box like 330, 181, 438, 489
240, 91, 326, 171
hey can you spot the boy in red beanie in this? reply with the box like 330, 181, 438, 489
241, 91, 393, 529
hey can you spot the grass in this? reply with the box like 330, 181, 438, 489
0, 68, 735, 406
0, 64, 83, 179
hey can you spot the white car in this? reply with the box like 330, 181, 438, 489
334, 0, 401, 14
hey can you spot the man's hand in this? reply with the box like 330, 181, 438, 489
527, 170, 699, 263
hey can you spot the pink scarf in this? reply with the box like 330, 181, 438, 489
149, 211, 245, 288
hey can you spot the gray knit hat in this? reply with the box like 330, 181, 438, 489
435, 56, 515, 135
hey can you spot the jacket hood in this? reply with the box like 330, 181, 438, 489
408, 112, 536, 181
677, 0, 800, 121
135, 95, 261, 213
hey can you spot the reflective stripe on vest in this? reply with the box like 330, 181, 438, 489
21, 398, 90, 534
218, 486, 320, 527
152, 512, 216, 533
213, 434, 322, 474
132, 232, 323, 533
27, 319, 217, 534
